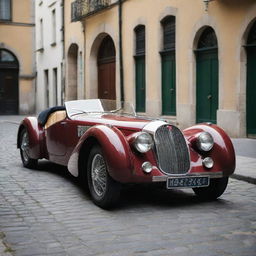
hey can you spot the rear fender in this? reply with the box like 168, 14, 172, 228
17, 117, 44, 159
68, 125, 133, 183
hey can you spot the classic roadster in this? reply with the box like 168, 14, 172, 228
17, 99, 235, 209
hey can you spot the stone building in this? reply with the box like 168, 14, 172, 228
68, 0, 256, 138
35, 0, 65, 112
0, 0, 35, 114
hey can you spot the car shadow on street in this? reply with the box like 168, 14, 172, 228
32, 160, 228, 210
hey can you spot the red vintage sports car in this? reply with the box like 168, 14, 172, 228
17, 99, 235, 209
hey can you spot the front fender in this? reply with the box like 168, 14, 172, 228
68, 125, 133, 183
183, 124, 236, 176
17, 117, 43, 159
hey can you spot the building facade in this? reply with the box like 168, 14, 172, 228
0, 0, 35, 114
70, 0, 256, 138
35, 0, 65, 112
64, 0, 85, 101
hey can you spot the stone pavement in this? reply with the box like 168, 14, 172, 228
0, 116, 256, 256
232, 139, 256, 184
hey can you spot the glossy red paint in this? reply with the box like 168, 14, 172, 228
183, 124, 235, 177
17, 117, 44, 159
18, 113, 235, 184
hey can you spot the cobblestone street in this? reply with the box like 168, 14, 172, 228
0, 118, 256, 256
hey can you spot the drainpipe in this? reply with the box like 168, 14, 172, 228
118, 0, 124, 103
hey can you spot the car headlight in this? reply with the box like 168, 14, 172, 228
133, 132, 154, 153
197, 132, 214, 151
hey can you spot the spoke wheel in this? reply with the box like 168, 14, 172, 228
91, 154, 107, 197
20, 129, 38, 169
87, 145, 121, 209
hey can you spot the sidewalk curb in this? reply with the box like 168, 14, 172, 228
231, 174, 256, 185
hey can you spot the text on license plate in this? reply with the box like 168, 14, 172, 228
167, 176, 210, 189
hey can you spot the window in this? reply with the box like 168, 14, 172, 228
44, 70, 49, 107
135, 25, 145, 55
162, 16, 175, 51
0, 0, 11, 21
51, 9, 56, 45
53, 68, 58, 105
39, 18, 44, 49
134, 25, 146, 112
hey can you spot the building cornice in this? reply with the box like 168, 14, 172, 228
0, 21, 35, 27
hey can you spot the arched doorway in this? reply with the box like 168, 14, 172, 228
0, 49, 19, 115
246, 20, 256, 136
97, 36, 116, 100
67, 44, 78, 100
161, 16, 176, 116
196, 27, 218, 123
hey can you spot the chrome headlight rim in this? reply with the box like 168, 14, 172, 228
197, 132, 214, 152
133, 132, 154, 153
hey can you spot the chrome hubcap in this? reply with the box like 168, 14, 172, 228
91, 154, 107, 197
21, 131, 29, 162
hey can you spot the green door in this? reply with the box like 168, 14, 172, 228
196, 49, 218, 123
246, 46, 256, 135
135, 55, 145, 112
162, 52, 176, 115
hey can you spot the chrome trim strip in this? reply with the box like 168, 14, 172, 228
152, 172, 223, 182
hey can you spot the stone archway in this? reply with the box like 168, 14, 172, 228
67, 44, 78, 101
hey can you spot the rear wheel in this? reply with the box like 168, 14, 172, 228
193, 177, 229, 200
87, 145, 121, 209
20, 129, 38, 169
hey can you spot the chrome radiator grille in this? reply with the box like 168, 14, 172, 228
154, 125, 190, 174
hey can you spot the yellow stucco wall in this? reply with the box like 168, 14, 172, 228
71, 0, 256, 136
0, 0, 35, 114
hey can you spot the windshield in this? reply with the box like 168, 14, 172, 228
65, 99, 136, 118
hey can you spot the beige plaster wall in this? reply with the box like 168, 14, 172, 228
79, 0, 256, 137
64, 0, 85, 100
0, 0, 35, 114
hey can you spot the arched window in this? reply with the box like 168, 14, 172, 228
134, 25, 146, 112
162, 16, 175, 50
196, 27, 218, 123
197, 27, 218, 49
161, 16, 176, 115
0, 49, 18, 68
246, 20, 256, 135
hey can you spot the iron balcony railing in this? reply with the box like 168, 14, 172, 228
71, 0, 111, 21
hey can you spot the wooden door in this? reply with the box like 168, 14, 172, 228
196, 27, 218, 124
196, 49, 218, 123
161, 52, 176, 115
0, 69, 19, 114
0, 49, 19, 115
246, 21, 256, 136
98, 36, 116, 100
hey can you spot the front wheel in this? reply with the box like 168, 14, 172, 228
20, 129, 38, 169
193, 177, 229, 200
87, 145, 121, 209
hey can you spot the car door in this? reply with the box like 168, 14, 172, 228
46, 120, 67, 156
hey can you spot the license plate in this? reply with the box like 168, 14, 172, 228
167, 176, 210, 189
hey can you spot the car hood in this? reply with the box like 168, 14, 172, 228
71, 114, 156, 130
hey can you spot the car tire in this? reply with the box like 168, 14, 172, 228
20, 129, 38, 169
193, 177, 229, 200
87, 145, 121, 209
